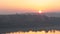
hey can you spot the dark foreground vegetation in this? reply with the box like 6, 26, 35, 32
0, 14, 60, 28
0, 14, 60, 33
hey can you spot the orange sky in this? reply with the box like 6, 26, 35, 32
0, 0, 60, 14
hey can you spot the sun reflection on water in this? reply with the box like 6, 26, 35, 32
4, 30, 60, 34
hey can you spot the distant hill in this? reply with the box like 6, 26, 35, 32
44, 12, 60, 17
0, 14, 60, 28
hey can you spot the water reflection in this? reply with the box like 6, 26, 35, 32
3, 30, 60, 34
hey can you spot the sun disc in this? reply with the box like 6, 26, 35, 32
39, 10, 42, 13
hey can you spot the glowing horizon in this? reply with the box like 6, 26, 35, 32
0, 0, 60, 14
38, 10, 42, 13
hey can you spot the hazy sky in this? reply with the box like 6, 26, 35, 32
0, 0, 60, 14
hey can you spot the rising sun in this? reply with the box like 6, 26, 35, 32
39, 10, 42, 13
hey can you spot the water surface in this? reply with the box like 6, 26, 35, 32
2, 30, 60, 34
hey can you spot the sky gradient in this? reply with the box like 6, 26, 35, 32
0, 0, 60, 14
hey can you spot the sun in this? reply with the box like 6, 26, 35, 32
39, 10, 42, 13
